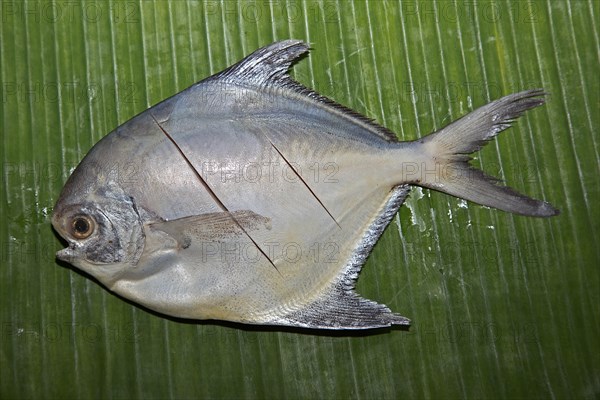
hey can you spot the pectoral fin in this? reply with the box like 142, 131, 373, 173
148, 210, 271, 249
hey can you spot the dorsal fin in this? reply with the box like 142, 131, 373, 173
207, 40, 399, 142
210, 40, 309, 86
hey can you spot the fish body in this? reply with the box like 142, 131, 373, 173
52, 40, 558, 329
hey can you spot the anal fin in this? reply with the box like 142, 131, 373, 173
278, 285, 410, 329
273, 185, 412, 330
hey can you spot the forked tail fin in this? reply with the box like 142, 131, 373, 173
415, 89, 559, 217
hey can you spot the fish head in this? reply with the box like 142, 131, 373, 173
52, 162, 145, 287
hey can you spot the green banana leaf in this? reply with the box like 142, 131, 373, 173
1, 1, 598, 398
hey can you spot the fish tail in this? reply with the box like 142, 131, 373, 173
410, 89, 559, 217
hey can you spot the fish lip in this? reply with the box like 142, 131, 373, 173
56, 246, 75, 262
54, 228, 77, 262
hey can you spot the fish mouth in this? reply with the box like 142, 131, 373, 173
54, 232, 78, 262
51, 210, 76, 262
56, 245, 76, 262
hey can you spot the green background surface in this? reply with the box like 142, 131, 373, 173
1, 1, 598, 399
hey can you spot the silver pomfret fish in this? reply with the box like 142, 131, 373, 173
52, 40, 558, 329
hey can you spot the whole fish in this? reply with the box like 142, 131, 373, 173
52, 40, 558, 329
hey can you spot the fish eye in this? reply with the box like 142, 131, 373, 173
70, 215, 95, 239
